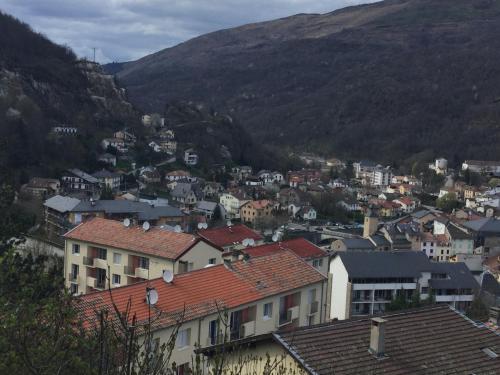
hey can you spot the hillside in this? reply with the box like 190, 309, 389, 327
112, 0, 500, 165
0, 12, 139, 183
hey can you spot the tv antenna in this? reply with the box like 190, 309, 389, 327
92, 47, 96, 62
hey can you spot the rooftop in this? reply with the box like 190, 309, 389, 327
244, 238, 327, 260
70, 200, 183, 220
76, 250, 325, 330
44, 195, 80, 213
274, 305, 500, 375
198, 224, 262, 247
64, 217, 200, 260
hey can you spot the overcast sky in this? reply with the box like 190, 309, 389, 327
0, 0, 374, 63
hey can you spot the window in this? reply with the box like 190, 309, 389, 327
139, 257, 149, 270
113, 253, 121, 264
112, 274, 121, 285
177, 363, 190, 375
308, 289, 317, 304
176, 328, 191, 348
208, 258, 216, 265
70, 283, 78, 295
208, 319, 219, 345
96, 248, 107, 260
72, 244, 80, 254
421, 287, 429, 294
263, 303, 273, 320
312, 258, 323, 268
71, 264, 79, 281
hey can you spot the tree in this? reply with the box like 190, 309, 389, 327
100, 185, 114, 200
436, 192, 461, 213
466, 296, 489, 322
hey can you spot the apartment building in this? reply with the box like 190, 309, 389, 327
64, 217, 222, 295
76, 249, 328, 372
219, 190, 249, 219
329, 251, 478, 320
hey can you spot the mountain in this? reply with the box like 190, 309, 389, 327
112, 0, 500, 165
0, 12, 140, 183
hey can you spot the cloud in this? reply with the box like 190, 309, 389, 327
0, 0, 375, 63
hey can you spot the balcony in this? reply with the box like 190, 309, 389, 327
307, 301, 319, 316
83, 256, 94, 266
277, 306, 299, 327
124, 265, 149, 279
93, 258, 108, 269
86, 276, 96, 288
206, 335, 223, 347
240, 321, 256, 338
67, 273, 79, 284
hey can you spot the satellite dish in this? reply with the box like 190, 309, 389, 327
146, 288, 158, 305
174, 225, 182, 233
162, 270, 174, 283
204, 263, 215, 268
202, 223, 208, 229
142, 221, 150, 231
248, 238, 255, 246
197, 222, 204, 230
272, 234, 279, 242
227, 220, 232, 227
123, 218, 131, 227
242, 238, 250, 247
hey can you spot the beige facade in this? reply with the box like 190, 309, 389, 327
240, 201, 273, 224
65, 239, 222, 295
149, 282, 327, 371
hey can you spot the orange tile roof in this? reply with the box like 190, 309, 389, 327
243, 199, 272, 210
76, 250, 326, 330
244, 238, 326, 260
197, 224, 262, 247
64, 217, 203, 260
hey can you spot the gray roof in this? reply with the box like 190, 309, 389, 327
196, 201, 217, 212
71, 200, 183, 219
337, 251, 431, 278
92, 169, 121, 179
67, 168, 99, 184
369, 234, 391, 247
412, 210, 433, 219
446, 223, 472, 240
428, 262, 479, 290
463, 217, 500, 234
44, 195, 81, 213
341, 238, 376, 250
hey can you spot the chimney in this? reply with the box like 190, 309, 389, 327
369, 317, 386, 358
223, 258, 232, 270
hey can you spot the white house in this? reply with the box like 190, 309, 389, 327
184, 149, 198, 166
148, 141, 162, 153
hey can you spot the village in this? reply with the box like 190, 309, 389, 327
12, 112, 500, 373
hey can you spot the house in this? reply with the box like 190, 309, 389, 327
21, 177, 60, 198
113, 130, 136, 144
51, 126, 77, 135
353, 160, 377, 179
61, 169, 100, 197
171, 183, 202, 209
287, 169, 322, 187
98, 153, 116, 167
76, 249, 328, 372
240, 200, 273, 225
184, 148, 198, 166
101, 138, 127, 153
242, 238, 329, 275
195, 201, 218, 220
219, 189, 249, 219
338, 198, 361, 212
212, 305, 500, 375
463, 217, 500, 256
198, 224, 263, 251
165, 170, 191, 182
139, 167, 161, 184
370, 166, 393, 186
158, 128, 175, 140
393, 196, 419, 213
331, 238, 376, 252
462, 159, 500, 175
148, 141, 162, 153
44, 195, 81, 238
159, 139, 177, 154
64, 217, 222, 295
92, 169, 121, 191
231, 166, 253, 180
202, 182, 224, 199
296, 206, 317, 221
278, 188, 311, 209
329, 251, 478, 319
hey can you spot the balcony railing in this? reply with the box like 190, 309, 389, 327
307, 301, 319, 316
123, 265, 149, 279
206, 335, 224, 347
86, 276, 96, 288
83, 256, 94, 266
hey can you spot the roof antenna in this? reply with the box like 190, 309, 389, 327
92, 47, 96, 62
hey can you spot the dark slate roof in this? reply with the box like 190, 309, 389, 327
464, 217, 500, 234
411, 209, 433, 219
369, 234, 391, 247
446, 223, 472, 240
482, 273, 500, 297
274, 305, 500, 375
71, 200, 183, 219
337, 251, 430, 278
92, 169, 121, 179
427, 262, 479, 290
341, 238, 375, 250
67, 168, 99, 183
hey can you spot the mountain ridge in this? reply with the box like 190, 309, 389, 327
111, 0, 500, 165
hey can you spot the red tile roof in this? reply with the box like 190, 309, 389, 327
242, 200, 272, 210
76, 250, 326, 330
64, 217, 204, 260
244, 238, 326, 260
197, 224, 262, 247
